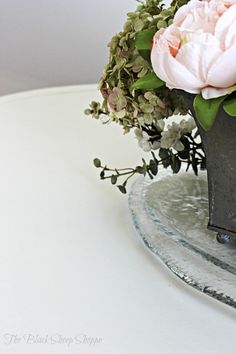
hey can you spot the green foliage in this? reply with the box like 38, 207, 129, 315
159, 148, 172, 168
223, 97, 236, 116
93, 131, 206, 193
131, 71, 165, 90
93, 158, 101, 168
178, 137, 190, 159
138, 50, 151, 61
135, 28, 156, 50
87, 0, 207, 194
149, 158, 158, 175
85, 0, 189, 134
111, 175, 118, 185
171, 155, 181, 173
193, 94, 226, 131
117, 185, 127, 194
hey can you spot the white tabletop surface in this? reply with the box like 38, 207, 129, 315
0, 85, 235, 354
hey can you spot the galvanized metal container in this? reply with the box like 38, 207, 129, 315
185, 93, 236, 240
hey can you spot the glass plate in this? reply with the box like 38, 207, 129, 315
128, 169, 236, 309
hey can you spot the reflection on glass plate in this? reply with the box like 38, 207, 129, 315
129, 169, 236, 309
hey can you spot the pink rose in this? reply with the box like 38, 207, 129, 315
151, 0, 236, 99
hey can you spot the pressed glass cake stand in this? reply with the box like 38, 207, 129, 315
128, 169, 236, 309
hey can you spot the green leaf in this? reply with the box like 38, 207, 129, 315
171, 156, 181, 174
159, 148, 169, 160
193, 94, 226, 131
93, 158, 101, 168
111, 175, 117, 185
138, 50, 150, 62
136, 166, 145, 174
223, 97, 236, 116
135, 28, 156, 50
178, 137, 190, 159
117, 185, 127, 194
149, 159, 158, 176
178, 149, 189, 160
192, 155, 199, 176
132, 72, 165, 90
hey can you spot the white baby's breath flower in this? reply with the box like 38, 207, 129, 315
173, 140, 185, 151
134, 128, 143, 140
179, 118, 196, 134
155, 119, 165, 131
152, 140, 161, 150
135, 130, 152, 152
161, 122, 184, 151
160, 118, 195, 151
134, 129, 161, 152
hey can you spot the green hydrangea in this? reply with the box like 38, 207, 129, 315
86, 0, 206, 193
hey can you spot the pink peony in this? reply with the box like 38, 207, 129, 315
151, 0, 236, 99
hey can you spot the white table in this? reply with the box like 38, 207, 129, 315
0, 85, 235, 354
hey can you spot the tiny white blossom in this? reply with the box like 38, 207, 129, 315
160, 118, 195, 151
138, 131, 152, 152
173, 140, 185, 151
160, 122, 184, 151
155, 119, 165, 131
134, 128, 143, 140
152, 140, 161, 150
179, 118, 196, 134
135, 129, 160, 152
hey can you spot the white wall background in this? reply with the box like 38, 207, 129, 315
0, 0, 136, 95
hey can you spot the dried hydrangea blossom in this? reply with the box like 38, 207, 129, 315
86, 0, 206, 193
86, 0, 190, 136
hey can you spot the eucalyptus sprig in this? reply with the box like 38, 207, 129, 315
93, 132, 206, 194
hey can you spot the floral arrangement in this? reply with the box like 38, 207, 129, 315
85, 0, 236, 193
